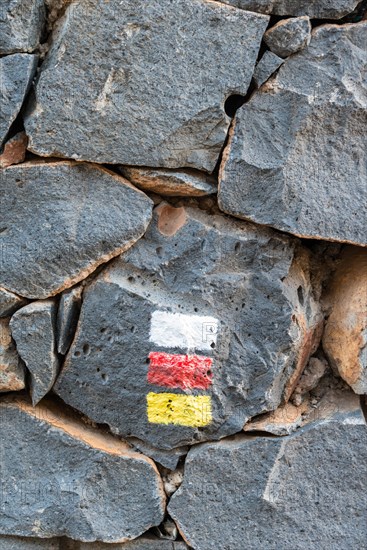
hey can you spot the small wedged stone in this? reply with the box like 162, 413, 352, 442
0, 395, 166, 543
0, 161, 153, 299
0, 132, 28, 168
24, 0, 269, 171
0, 0, 46, 54
168, 395, 367, 549
0, 287, 28, 317
0, 318, 25, 392
218, 0, 360, 19
264, 16, 311, 58
323, 247, 367, 394
57, 285, 83, 355
218, 23, 367, 246
253, 51, 284, 88
54, 204, 322, 450
10, 300, 59, 405
127, 437, 189, 470
119, 167, 217, 197
0, 54, 38, 148
0, 536, 60, 549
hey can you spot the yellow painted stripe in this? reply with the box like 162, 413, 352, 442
147, 392, 212, 427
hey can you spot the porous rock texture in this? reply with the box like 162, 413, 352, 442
323, 247, 367, 394
0, 54, 38, 148
54, 204, 322, 450
263, 16, 311, 58
10, 300, 59, 405
218, 0, 360, 18
0, 0, 45, 54
0, 162, 153, 299
169, 395, 367, 549
24, 0, 269, 171
0, 396, 166, 542
218, 23, 367, 246
253, 51, 284, 88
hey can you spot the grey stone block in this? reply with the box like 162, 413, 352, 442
0, 287, 28, 318
0, 0, 45, 54
10, 300, 59, 405
70, 535, 188, 549
0, 54, 38, 148
168, 396, 367, 549
0, 161, 153, 299
264, 16, 311, 58
0, 317, 25, 392
218, 0, 360, 19
218, 23, 367, 246
0, 395, 166, 542
253, 51, 284, 88
54, 204, 322, 450
25, 0, 269, 171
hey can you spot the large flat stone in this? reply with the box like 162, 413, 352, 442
218, 23, 367, 246
218, 0, 360, 18
323, 247, 367, 394
168, 395, 367, 549
0, 54, 38, 148
25, 0, 269, 171
55, 204, 322, 450
0, 0, 45, 54
10, 300, 59, 405
0, 161, 153, 299
0, 396, 165, 542
0, 318, 25, 392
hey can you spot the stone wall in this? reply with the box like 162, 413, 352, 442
0, 1, 366, 548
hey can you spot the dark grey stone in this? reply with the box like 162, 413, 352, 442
0, 536, 60, 549
0, 54, 38, 148
0, 287, 28, 318
70, 535, 188, 549
126, 437, 189, 470
54, 204, 322, 450
10, 300, 59, 405
253, 51, 284, 88
0, 0, 45, 54
0, 161, 153, 299
0, 318, 25, 392
264, 16, 311, 58
218, 23, 367, 246
218, 0, 360, 19
25, 0, 269, 172
0, 395, 166, 542
57, 285, 83, 355
168, 395, 367, 549
119, 167, 217, 197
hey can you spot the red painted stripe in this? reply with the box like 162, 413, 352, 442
148, 351, 213, 390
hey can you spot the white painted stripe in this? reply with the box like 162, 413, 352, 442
150, 311, 218, 352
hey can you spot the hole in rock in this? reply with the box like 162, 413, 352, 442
224, 94, 246, 117
297, 286, 305, 306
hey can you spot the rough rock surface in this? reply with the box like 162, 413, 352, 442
169, 395, 367, 549
0, 396, 165, 542
66, 536, 188, 549
57, 285, 83, 355
0, 287, 28, 318
10, 300, 59, 405
0, 132, 28, 168
0, 537, 60, 549
264, 16, 311, 58
0, 0, 45, 54
126, 437, 189, 470
219, 23, 367, 245
323, 247, 367, 394
218, 0, 360, 19
253, 51, 284, 88
0, 54, 38, 148
25, 0, 269, 171
119, 167, 217, 197
0, 161, 153, 299
55, 204, 322, 450
0, 318, 25, 392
